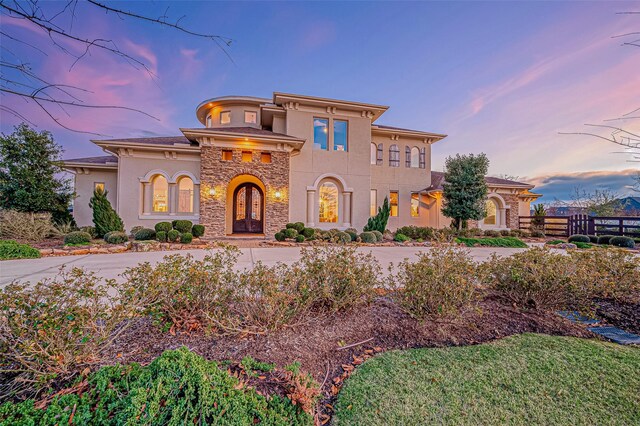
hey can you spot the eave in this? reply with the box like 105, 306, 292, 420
273, 92, 389, 122
372, 125, 447, 143
180, 128, 306, 151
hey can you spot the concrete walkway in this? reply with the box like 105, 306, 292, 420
0, 246, 531, 287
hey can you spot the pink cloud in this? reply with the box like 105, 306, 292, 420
298, 21, 336, 51
178, 48, 204, 79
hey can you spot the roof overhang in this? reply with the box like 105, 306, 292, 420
62, 161, 118, 174
195, 96, 271, 125
273, 92, 389, 122
93, 139, 199, 155
180, 128, 306, 151
372, 125, 447, 143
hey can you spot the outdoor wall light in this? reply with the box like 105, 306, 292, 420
274, 190, 282, 200
209, 188, 216, 196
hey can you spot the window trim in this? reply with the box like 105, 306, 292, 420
244, 110, 257, 124
313, 117, 330, 150
151, 175, 169, 213
410, 147, 420, 168
370, 143, 377, 165
220, 110, 231, 125
206, 114, 212, 128
333, 119, 348, 152
177, 176, 194, 214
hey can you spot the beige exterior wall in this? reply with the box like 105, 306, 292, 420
72, 169, 118, 226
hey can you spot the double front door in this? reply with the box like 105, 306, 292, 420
232, 183, 264, 234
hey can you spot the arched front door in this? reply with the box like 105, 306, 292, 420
232, 183, 264, 234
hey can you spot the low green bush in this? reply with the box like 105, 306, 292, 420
389, 245, 477, 318
546, 240, 565, 245
360, 232, 377, 243
154, 221, 172, 233
167, 229, 180, 242
0, 240, 41, 260
286, 222, 305, 232
371, 230, 383, 242
275, 232, 285, 241
483, 229, 501, 237
336, 231, 351, 244
78, 226, 97, 239
0, 348, 312, 425
63, 231, 92, 245
156, 230, 167, 242
509, 229, 524, 237
395, 226, 435, 240
302, 227, 315, 239
574, 242, 593, 249
191, 224, 205, 237
456, 237, 527, 248
134, 228, 156, 241
283, 228, 298, 239
530, 230, 545, 238
173, 220, 193, 233
394, 233, 410, 242
499, 229, 511, 237
295, 234, 306, 243
180, 232, 193, 244
104, 231, 128, 244
345, 230, 358, 241
129, 225, 144, 237
597, 235, 615, 245
568, 234, 591, 243
609, 236, 635, 248
588, 235, 599, 243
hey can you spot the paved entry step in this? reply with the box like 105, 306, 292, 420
587, 326, 640, 345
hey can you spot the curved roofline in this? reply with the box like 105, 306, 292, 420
196, 96, 271, 124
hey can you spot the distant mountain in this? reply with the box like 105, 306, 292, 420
535, 196, 640, 216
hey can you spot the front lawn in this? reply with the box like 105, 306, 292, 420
334, 334, 640, 425
455, 236, 528, 248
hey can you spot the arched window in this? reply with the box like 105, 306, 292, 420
177, 177, 194, 213
376, 143, 383, 165
319, 182, 339, 223
206, 114, 212, 128
485, 199, 498, 225
371, 143, 377, 165
410, 147, 420, 168
389, 144, 399, 167
152, 175, 168, 212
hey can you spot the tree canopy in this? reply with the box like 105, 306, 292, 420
441, 153, 490, 229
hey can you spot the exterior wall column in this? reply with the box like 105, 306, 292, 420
193, 184, 201, 218
499, 208, 507, 228
342, 191, 352, 228
306, 189, 316, 227
169, 183, 178, 215
142, 182, 152, 214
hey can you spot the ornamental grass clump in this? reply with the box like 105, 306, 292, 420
389, 244, 477, 318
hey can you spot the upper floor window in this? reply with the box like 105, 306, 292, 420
222, 150, 233, 161
206, 114, 212, 128
178, 177, 194, 213
152, 175, 168, 213
410, 147, 420, 168
410, 193, 420, 217
377, 143, 383, 165
314, 118, 329, 150
260, 152, 272, 163
419, 147, 426, 169
220, 111, 231, 125
319, 182, 338, 223
244, 111, 257, 124
370, 190, 377, 216
242, 151, 252, 162
333, 120, 348, 151
389, 145, 399, 167
370, 143, 377, 165
389, 191, 398, 216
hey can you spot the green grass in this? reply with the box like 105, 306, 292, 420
334, 334, 640, 425
455, 236, 528, 248
0, 240, 41, 260
546, 239, 565, 245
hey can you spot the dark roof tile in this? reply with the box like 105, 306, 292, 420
63, 155, 118, 165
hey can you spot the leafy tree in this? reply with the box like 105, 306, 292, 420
441, 153, 490, 230
0, 123, 73, 223
89, 187, 124, 238
364, 197, 391, 233
532, 204, 546, 230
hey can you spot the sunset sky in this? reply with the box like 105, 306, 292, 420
1, 1, 638, 202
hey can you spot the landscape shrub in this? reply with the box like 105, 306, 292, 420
0, 210, 57, 241
588, 235, 599, 243
568, 234, 591, 243
359, 231, 377, 243
293, 246, 380, 313
509, 229, 524, 237
0, 348, 312, 425
274, 232, 285, 241
180, 232, 193, 244
519, 229, 531, 238
173, 220, 193, 233
78, 226, 97, 238
0, 240, 41, 260
283, 228, 298, 239
134, 228, 156, 241
191, 224, 205, 237
0, 268, 144, 398
301, 227, 315, 239
336, 231, 351, 244
154, 221, 172, 233
483, 229, 501, 237
574, 242, 593, 249
63, 231, 92, 245
89, 188, 124, 237
345, 230, 358, 241
295, 234, 306, 243
546, 239, 565, 245
364, 197, 390, 233
371, 230, 383, 242
345, 227, 358, 234
104, 231, 128, 244
286, 222, 305, 232
167, 229, 180, 242
394, 233, 410, 242
609, 236, 635, 248
483, 247, 585, 310
530, 229, 545, 238
396, 226, 435, 240
597, 235, 615, 245
456, 236, 527, 248
389, 245, 477, 318
156, 230, 167, 242
53, 220, 76, 236
129, 225, 144, 237
499, 229, 511, 237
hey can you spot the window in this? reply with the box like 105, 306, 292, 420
313, 118, 329, 150
260, 152, 272, 163
411, 193, 420, 217
389, 145, 399, 167
94, 182, 105, 193
220, 111, 231, 124
222, 150, 233, 161
390, 191, 398, 217
377, 143, 383, 165
405, 146, 411, 167
206, 114, 212, 128
410, 147, 420, 168
178, 177, 194, 213
485, 199, 497, 225
419, 147, 426, 169
319, 182, 338, 223
333, 120, 348, 151
371, 143, 377, 165
370, 190, 377, 216
244, 111, 257, 124
152, 175, 168, 212
242, 151, 252, 162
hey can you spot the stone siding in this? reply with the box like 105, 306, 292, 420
503, 193, 521, 230
199, 146, 289, 238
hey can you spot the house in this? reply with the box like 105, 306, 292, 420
63, 92, 540, 237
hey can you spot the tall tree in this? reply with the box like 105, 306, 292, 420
364, 197, 390, 233
89, 187, 123, 237
441, 153, 490, 230
0, 123, 73, 222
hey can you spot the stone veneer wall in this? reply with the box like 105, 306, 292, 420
503, 193, 522, 230
199, 146, 289, 238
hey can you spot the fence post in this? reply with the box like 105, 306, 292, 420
587, 216, 595, 235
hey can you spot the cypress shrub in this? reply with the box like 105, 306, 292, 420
364, 197, 390, 233
89, 187, 124, 238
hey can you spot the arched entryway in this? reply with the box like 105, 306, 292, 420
232, 182, 264, 233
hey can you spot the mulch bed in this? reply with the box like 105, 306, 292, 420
101, 293, 592, 423
595, 298, 640, 335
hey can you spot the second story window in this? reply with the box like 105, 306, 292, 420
220, 111, 231, 124
410, 147, 420, 168
245, 111, 257, 124
206, 114, 212, 128
242, 151, 252, 162
333, 120, 348, 151
370, 143, 377, 165
419, 147, 426, 169
377, 143, 383, 165
389, 144, 399, 167
314, 118, 329, 150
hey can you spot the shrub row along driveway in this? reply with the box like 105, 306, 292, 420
0, 246, 538, 287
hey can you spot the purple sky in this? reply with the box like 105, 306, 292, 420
1, 1, 638, 202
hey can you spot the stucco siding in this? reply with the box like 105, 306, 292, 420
73, 170, 118, 226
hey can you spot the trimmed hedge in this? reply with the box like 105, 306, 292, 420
610, 236, 635, 248
63, 231, 92, 245
0, 240, 41, 260
286, 222, 305, 232
192, 224, 205, 238
156, 231, 167, 242
295, 234, 305, 243
360, 232, 377, 243
568, 234, 591, 243
155, 222, 172, 233
394, 233, 410, 242
283, 228, 298, 239
180, 232, 193, 244
167, 229, 180, 242
456, 237, 528, 248
104, 231, 128, 244
587, 235, 599, 243
371, 230, 383, 242
275, 232, 285, 242
302, 228, 315, 239
134, 228, 156, 241
597, 235, 615, 245
173, 220, 193, 233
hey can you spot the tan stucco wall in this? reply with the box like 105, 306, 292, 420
72, 169, 118, 226
202, 104, 261, 129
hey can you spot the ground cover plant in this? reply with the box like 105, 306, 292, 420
456, 236, 527, 248
0, 240, 41, 260
333, 334, 640, 425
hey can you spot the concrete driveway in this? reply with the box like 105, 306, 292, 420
0, 246, 532, 287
